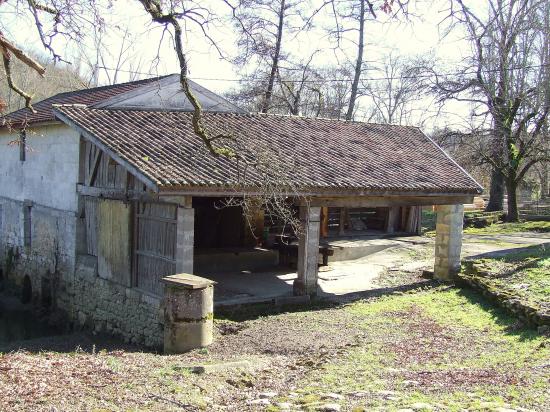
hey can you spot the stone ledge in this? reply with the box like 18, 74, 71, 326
458, 266, 549, 328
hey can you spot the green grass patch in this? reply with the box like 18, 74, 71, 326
465, 244, 550, 308
463, 220, 550, 234
295, 288, 549, 411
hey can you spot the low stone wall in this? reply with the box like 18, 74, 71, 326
66, 256, 164, 348
460, 262, 550, 329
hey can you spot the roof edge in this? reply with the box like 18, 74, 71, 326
53, 106, 160, 193
417, 129, 484, 195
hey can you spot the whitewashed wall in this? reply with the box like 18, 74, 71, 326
0, 123, 80, 212
0, 123, 80, 302
0, 123, 164, 347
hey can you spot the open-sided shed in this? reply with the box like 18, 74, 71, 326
0, 75, 482, 346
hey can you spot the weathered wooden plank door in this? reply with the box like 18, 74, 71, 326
84, 197, 98, 256
134, 202, 177, 296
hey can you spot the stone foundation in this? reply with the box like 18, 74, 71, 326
68, 256, 163, 348
0, 197, 164, 348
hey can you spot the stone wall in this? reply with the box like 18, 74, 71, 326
0, 124, 164, 348
0, 197, 76, 303
460, 261, 550, 330
68, 256, 163, 348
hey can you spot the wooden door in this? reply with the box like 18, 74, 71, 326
134, 202, 177, 295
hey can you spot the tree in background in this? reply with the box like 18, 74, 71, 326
228, 0, 307, 113
326, 0, 410, 120
0, 52, 85, 113
361, 52, 430, 125
435, 0, 550, 220
0, 0, 104, 111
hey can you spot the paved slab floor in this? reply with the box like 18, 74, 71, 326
211, 233, 550, 306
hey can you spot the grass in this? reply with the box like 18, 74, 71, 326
464, 244, 550, 309
463, 220, 550, 235
423, 219, 550, 237
290, 288, 549, 411
2, 239, 550, 411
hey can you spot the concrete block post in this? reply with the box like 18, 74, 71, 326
293, 205, 321, 296
175, 206, 194, 274
434, 204, 464, 280
162, 274, 216, 354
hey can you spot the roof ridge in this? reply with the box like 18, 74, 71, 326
51, 74, 174, 99
221, 111, 417, 128
79, 106, 418, 128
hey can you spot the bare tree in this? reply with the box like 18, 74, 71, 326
327, 0, 409, 120
228, 0, 307, 113
361, 52, 430, 125
81, 26, 148, 87
436, 0, 550, 220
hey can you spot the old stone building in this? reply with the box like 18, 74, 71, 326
0, 75, 482, 347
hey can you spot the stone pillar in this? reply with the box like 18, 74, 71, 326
434, 204, 464, 280
293, 206, 321, 296
175, 206, 194, 274
162, 274, 216, 354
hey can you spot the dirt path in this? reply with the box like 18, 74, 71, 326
317, 232, 549, 300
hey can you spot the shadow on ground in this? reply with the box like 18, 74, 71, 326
216, 279, 440, 322
464, 242, 550, 263
456, 287, 544, 341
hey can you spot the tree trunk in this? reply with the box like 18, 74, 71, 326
542, 164, 549, 198
345, 0, 365, 121
486, 168, 505, 211
260, 0, 285, 114
506, 179, 519, 222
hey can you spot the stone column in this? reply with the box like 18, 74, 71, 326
175, 206, 194, 274
293, 206, 321, 296
162, 274, 216, 354
434, 204, 464, 280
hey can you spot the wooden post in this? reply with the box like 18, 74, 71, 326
385, 206, 399, 234
417, 206, 423, 235
175, 204, 194, 274
293, 206, 321, 296
338, 207, 346, 236
320, 207, 329, 238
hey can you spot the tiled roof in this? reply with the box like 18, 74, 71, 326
1, 75, 171, 127
54, 105, 482, 195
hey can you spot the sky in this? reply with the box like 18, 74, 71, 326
4, 0, 482, 131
